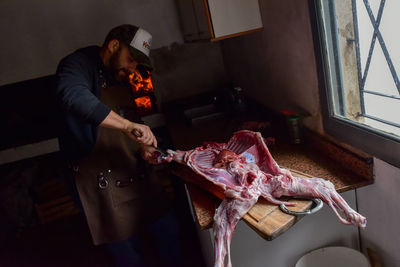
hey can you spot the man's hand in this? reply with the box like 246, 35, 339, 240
140, 144, 160, 164
124, 121, 158, 147
100, 110, 157, 147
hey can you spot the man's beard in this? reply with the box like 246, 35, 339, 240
109, 48, 130, 83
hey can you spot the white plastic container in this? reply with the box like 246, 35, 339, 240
295, 246, 371, 267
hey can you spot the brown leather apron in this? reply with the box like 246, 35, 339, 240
75, 84, 170, 245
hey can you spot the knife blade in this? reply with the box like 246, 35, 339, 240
132, 129, 174, 160
156, 147, 168, 156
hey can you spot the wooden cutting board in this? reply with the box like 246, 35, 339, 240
174, 166, 314, 241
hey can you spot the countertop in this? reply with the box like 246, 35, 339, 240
163, 101, 373, 240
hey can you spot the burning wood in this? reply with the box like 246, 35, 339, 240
128, 69, 154, 94
134, 96, 152, 113
128, 66, 156, 115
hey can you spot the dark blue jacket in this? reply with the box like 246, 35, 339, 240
55, 46, 111, 161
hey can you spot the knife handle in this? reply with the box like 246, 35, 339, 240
132, 129, 142, 137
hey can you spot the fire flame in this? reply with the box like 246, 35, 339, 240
128, 68, 154, 114
129, 69, 154, 94
134, 96, 152, 112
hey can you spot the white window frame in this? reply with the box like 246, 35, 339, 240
310, 0, 400, 168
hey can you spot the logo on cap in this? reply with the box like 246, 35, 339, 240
143, 41, 151, 50
130, 28, 152, 57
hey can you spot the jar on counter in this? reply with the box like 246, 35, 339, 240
287, 115, 302, 144
280, 110, 303, 144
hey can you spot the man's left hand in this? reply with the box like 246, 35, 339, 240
140, 144, 161, 164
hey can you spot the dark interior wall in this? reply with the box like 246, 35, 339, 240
0, 0, 225, 100
0, 0, 227, 101
220, 0, 323, 133
0, 0, 183, 86
151, 42, 229, 105
0, 0, 228, 152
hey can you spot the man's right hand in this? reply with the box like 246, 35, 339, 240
100, 110, 157, 147
124, 121, 158, 147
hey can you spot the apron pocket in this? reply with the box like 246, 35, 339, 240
110, 175, 142, 207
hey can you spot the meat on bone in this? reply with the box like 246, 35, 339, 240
165, 130, 366, 267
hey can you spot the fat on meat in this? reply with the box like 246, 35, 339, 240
164, 130, 366, 267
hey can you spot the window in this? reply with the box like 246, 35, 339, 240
311, 0, 400, 167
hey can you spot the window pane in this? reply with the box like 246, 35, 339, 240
379, 0, 400, 79
313, 0, 400, 167
356, 0, 374, 74
320, 0, 400, 139
363, 44, 398, 96
364, 93, 400, 133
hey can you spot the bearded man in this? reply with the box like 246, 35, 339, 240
55, 24, 180, 266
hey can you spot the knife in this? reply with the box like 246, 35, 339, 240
132, 129, 173, 158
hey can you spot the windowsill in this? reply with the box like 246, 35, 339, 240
271, 128, 374, 193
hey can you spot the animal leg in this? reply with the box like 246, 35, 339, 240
287, 177, 367, 227
213, 196, 257, 267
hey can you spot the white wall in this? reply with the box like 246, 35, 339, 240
0, 0, 183, 85
358, 158, 400, 267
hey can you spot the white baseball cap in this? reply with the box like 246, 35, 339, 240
105, 24, 153, 69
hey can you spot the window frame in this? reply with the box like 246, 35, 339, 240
309, 0, 400, 168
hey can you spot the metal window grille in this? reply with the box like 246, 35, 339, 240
313, 0, 400, 168
352, 0, 400, 128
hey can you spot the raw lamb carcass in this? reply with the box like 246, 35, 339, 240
165, 130, 366, 267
